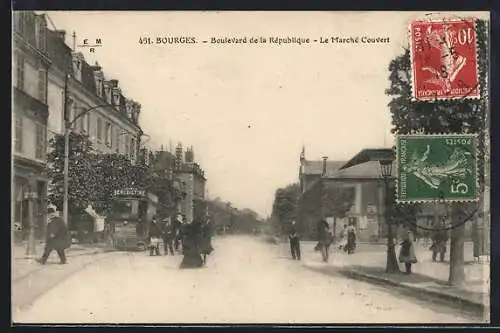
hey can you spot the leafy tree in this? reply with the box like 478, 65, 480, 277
91, 153, 148, 214
47, 132, 96, 215
322, 185, 355, 219
271, 183, 300, 234
386, 20, 488, 285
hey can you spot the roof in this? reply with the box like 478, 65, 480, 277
335, 160, 397, 179
340, 148, 394, 170
46, 29, 72, 72
302, 160, 347, 177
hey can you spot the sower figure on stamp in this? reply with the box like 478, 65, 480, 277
37, 205, 71, 265
430, 218, 448, 262
288, 220, 301, 260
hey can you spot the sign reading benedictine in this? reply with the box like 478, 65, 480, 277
113, 188, 146, 197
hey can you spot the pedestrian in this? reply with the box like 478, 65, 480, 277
179, 219, 204, 269
288, 220, 301, 260
345, 223, 357, 254
162, 217, 175, 256
317, 219, 333, 262
148, 216, 162, 256
173, 214, 184, 252
337, 224, 348, 251
200, 217, 214, 265
430, 219, 448, 263
398, 230, 418, 274
36, 205, 71, 265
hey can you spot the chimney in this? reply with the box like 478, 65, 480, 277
321, 156, 328, 176
90, 61, 101, 71
110, 79, 119, 88
54, 30, 66, 41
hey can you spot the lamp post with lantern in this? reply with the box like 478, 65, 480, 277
379, 157, 400, 273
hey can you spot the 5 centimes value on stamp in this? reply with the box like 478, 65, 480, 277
396, 134, 478, 203
409, 17, 480, 101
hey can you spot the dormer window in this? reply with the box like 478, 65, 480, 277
72, 54, 83, 82
35, 15, 47, 52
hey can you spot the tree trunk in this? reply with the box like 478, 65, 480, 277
448, 203, 466, 287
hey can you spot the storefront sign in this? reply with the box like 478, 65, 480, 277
23, 192, 38, 199
113, 188, 145, 197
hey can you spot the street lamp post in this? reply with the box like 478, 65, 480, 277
62, 103, 111, 226
379, 158, 400, 273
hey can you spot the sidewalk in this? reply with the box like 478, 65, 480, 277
12, 242, 109, 283
295, 241, 490, 314
12, 243, 113, 314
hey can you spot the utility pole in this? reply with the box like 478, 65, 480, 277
25, 173, 37, 258
63, 73, 70, 226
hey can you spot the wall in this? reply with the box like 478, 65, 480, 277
47, 78, 64, 137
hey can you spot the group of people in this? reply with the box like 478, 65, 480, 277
288, 219, 358, 263
286, 218, 449, 276
149, 215, 214, 269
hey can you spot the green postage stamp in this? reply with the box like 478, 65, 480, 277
396, 134, 478, 203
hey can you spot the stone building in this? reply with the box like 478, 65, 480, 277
175, 144, 207, 223
297, 147, 395, 241
12, 12, 51, 237
45, 26, 143, 162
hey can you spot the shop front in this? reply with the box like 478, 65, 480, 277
12, 157, 48, 241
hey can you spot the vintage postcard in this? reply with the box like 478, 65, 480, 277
11, 11, 491, 325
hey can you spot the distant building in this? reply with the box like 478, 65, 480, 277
297, 147, 394, 241
12, 12, 51, 237
175, 144, 207, 223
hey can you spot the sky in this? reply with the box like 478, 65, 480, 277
41, 11, 488, 218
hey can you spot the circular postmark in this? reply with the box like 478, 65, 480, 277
393, 189, 479, 232
409, 13, 483, 101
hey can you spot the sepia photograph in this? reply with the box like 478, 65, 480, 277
11, 10, 491, 324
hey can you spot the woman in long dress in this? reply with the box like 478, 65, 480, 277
179, 219, 204, 269
200, 218, 214, 265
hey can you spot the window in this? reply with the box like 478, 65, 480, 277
97, 118, 103, 141
15, 114, 23, 152
35, 17, 47, 51
16, 56, 25, 91
38, 69, 47, 103
130, 138, 136, 160
115, 128, 121, 152
83, 114, 89, 134
105, 122, 112, 146
125, 135, 130, 156
35, 122, 46, 160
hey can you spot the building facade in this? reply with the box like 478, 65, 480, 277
46, 25, 143, 163
12, 12, 51, 237
175, 145, 207, 223
297, 148, 394, 241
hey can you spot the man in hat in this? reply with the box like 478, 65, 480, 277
36, 205, 71, 265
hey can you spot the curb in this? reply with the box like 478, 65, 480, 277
339, 269, 487, 315
12, 252, 113, 313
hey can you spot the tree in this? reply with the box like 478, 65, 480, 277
386, 20, 488, 285
91, 153, 148, 214
322, 185, 355, 219
271, 183, 300, 234
47, 132, 96, 216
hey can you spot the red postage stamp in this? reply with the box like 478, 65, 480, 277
410, 18, 480, 101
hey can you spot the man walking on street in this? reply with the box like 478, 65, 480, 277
36, 205, 71, 265
431, 219, 449, 262
317, 219, 332, 263
288, 220, 301, 260
162, 217, 175, 256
